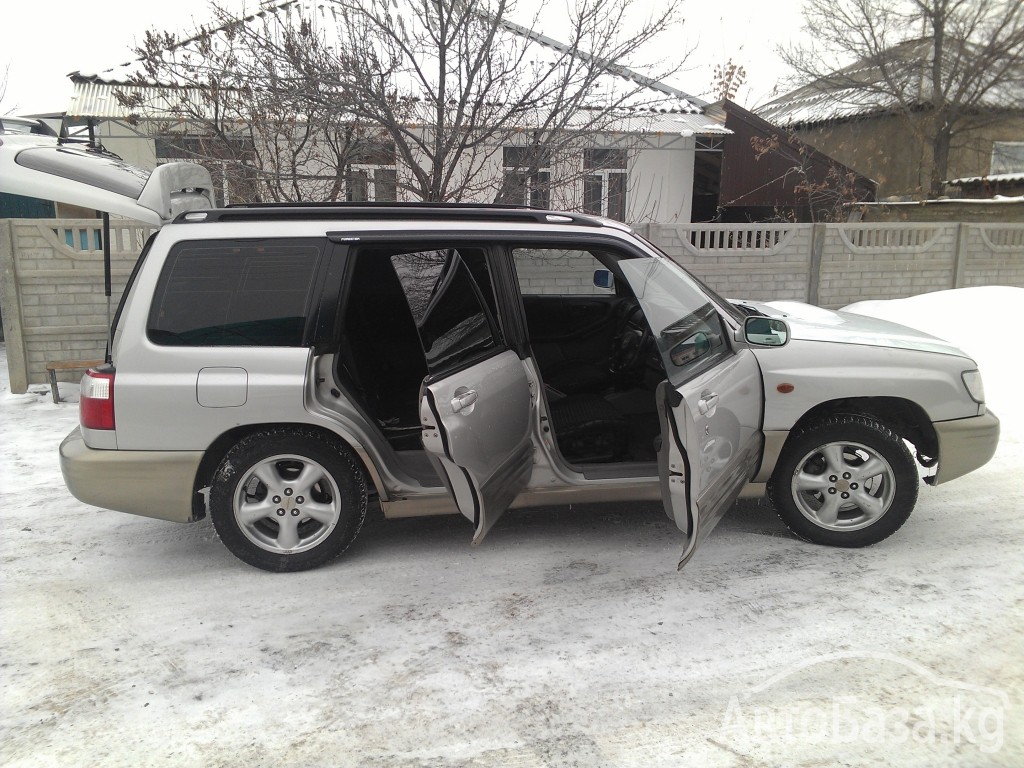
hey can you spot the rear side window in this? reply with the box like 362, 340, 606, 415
387, 246, 502, 374
148, 239, 323, 346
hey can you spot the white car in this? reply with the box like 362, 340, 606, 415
1, 136, 1000, 571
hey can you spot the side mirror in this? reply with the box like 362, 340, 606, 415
744, 316, 790, 347
669, 331, 711, 366
593, 269, 614, 290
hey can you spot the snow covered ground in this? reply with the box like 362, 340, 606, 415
1, 287, 1021, 767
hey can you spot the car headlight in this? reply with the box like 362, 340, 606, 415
961, 370, 985, 404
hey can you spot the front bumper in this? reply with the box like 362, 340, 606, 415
931, 410, 1000, 485
59, 428, 204, 523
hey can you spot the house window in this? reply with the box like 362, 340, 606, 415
346, 142, 397, 202
583, 148, 627, 221
497, 146, 551, 208
991, 142, 1024, 175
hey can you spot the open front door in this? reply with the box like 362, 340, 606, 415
658, 349, 764, 568
620, 258, 764, 568
388, 244, 534, 544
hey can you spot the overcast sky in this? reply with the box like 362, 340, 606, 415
0, 0, 806, 117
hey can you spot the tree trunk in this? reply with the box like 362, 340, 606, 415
930, 117, 952, 198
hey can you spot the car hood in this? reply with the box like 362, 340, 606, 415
736, 300, 972, 358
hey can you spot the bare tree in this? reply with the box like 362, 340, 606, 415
118, 7, 381, 203
128, 0, 684, 205
781, 0, 1024, 197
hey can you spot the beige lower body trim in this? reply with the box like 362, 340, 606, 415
60, 429, 203, 523
380, 477, 770, 519
752, 430, 789, 483
932, 410, 1000, 485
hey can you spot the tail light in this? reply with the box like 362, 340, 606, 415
80, 368, 115, 430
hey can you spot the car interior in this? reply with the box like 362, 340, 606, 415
334, 244, 665, 480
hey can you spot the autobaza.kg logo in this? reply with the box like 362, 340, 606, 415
719, 651, 1008, 755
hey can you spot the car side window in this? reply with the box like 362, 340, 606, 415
147, 239, 323, 346
618, 257, 731, 385
512, 248, 615, 296
388, 246, 503, 374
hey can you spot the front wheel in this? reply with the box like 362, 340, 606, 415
768, 415, 918, 548
210, 428, 368, 571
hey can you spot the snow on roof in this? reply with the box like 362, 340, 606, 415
756, 37, 1024, 128
947, 172, 1024, 185
68, 0, 709, 125
859, 195, 1024, 206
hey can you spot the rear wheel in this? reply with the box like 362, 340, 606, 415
210, 428, 367, 571
768, 415, 918, 548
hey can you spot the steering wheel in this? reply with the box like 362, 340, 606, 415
610, 304, 652, 374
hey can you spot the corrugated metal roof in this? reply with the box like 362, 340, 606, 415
756, 37, 1024, 127
69, 79, 729, 136
947, 172, 1024, 185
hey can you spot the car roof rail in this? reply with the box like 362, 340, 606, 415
174, 201, 609, 228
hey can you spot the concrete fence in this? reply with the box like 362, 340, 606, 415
0, 218, 156, 393
1, 218, 1022, 393
635, 222, 1024, 308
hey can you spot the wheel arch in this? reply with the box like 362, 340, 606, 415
786, 397, 938, 465
190, 422, 380, 521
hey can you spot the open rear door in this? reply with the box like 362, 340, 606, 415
420, 350, 534, 543
620, 257, 764, 568
388, 244, 534, 544
0, 135, 214, 225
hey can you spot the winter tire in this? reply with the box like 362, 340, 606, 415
768, 414, 918, 548
210, 428, 367, 571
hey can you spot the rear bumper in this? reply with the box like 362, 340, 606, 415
931, 410, 1000, 485
59, 428, 204, 523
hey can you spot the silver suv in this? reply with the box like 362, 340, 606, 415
1, 137, 1000, 571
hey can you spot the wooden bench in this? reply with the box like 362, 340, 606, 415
45, 359, 104, 404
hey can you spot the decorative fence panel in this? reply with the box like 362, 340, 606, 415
636, 222, 1023, 310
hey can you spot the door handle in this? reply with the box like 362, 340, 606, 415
698, 391, 719, 415
451, 389, 479, 413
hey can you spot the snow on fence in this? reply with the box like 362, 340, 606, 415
1, 218, 1022, 392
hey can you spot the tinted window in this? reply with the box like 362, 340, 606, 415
388, 247, 501, 374
148, 240, 322, 346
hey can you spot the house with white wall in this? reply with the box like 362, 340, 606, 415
61, 0, 728, 224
